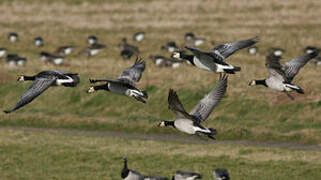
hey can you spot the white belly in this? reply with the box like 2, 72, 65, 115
174, 119, 196, 134
193, 56, 211, 71
90, 49, 100, 56
266, 78, 285, 91
53, 58, 64, 65
0, 51, 6, 57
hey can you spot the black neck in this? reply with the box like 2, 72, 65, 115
256, 79, 267, 87
121, 159, 129, 178
24, 76, 35, 81
93, 84, 109, 91
181, 53, 195, 65
165, 121, 175, 127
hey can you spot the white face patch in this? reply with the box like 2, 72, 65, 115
135, 34, 144, 42
9, 36, 17, 42
172, 52, 180, 59
64, 48, 72, 55
88, 39, 96, 45
274, 50, 282, 56
35, 40, 42, 46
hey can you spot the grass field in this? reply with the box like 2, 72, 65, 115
0, 128, 321, 179
0, 0, 321, 178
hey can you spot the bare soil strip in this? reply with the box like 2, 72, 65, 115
1, 126, 321, 151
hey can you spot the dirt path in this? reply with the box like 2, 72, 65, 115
1, 126, 321, 151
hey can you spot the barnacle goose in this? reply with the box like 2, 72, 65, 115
161, 41, 179, 53
213, 168, 230, 180
56, 46, 75, 56
171, 170, 202, 180
158, 74, 228, 139
133, 32, 146, 42
249, 50, 319, 100
34, 37, 44, 47
88, 57, 148, 103
0, 48, 8, 58
4, 70, 79, 113
182, 37, 258, 74
8, 32, 19, 42
121, 157, 144, 180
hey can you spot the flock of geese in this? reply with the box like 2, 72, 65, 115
1, 31, 321, 179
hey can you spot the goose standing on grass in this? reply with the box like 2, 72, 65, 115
121, 157, 144, 180
88, 35, 98, 45
0, 48, 7, 59
213, 168, 230, 180
249, 50, 319, 100
184, 32, 205, 47
172, 170, 202, 180
34, 37, 44, 47
161, 41, 178, 53
158, 74, 228, 139
180, 37, 258, 74
8, 32, 19, 42
88, 57, 148, 103
133, 32, 146, 42
119, 38, 140, 57
4, 70, 79, 113
39, 52, 65, 65
81, 43, 106, 57
144, 175, 168, 180
56, 46, 75, 56
267, 47, 285, 57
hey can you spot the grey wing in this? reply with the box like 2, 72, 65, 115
282, 52, 319, 83
190, 74, 228, 122
265, 55, 287, 82
168, 89, 193, 119
211, 36, 259, 60
4, 78, 56, 113
119, 57, 146, 85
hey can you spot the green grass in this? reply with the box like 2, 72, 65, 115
0, 129, 321, 179
0, 0, 321, 146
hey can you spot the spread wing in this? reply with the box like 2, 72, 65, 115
282, 51, 319, 83
210, 36, 259, 61
119, 57, 146, 86
4, 78, 56, 113
190, 74, 228, 122
168, 89, 193, 119
265, 54, 286, 82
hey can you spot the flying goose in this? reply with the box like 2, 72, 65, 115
34, 37, 44, 47
249, 50, 319, 100
182, 37, 258, 74
88, 35, 98, 45
144, 175, 168, 180
88, 58, 148, 103
213, 168, 230, 180
158, 74, 228, 139
171, 170, 202, 180
133, 32, 146, 42
8, 32, 19, 42
4, 70, 79, 113
0, 48, 7, 58
56, 46, 75, 56
121, 157, 144, 180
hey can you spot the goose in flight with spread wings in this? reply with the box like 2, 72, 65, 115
173, 37, 258, 74
88, 57, 148, 103
249, 50, 319, 100
158, 74, 228, 139
4, 70, 80, 113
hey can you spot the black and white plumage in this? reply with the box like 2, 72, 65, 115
121, 158, 144, 180
34, 37, 44, 47
213, 168, 230, 180
8, 32, 19, 42
4, 70, 79, 113
88, 35, 98, 45
0, 48, 7, 58
248, 46, 258, 55
133, 32, 146, 42
184, 32, 205, 47
267, 47, 285, 57
150, 55, 183, 68
5, 54, 27, 67
56, 46, 75, 56
161, 41, 179, 53
158, 74, 228, 139
81, 43, 106, 57
144, 175, 168, 180
182, 37, 258, 74
88, 58, 148, 103
304, 46, 319, 55
119, 38, 140, 59
171, 170, 202, 180
40, 52, 65, 65
249, 50, 319, 100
